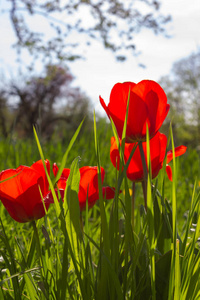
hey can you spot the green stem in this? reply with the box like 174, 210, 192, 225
142, 181, 147, 211
138, 142, 148, 211
31, 220, 44, 278
131, 182, 135, 230
80, 212, 84, 233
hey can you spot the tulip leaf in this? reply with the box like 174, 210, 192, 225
0, 172, 22, 184
33, 126, 61, 218
0, 266, 42, 287
154, 193, 172, 255
155, 250, 172, 300
93, 111, 111, 297
64, 156, 82, 280
64, 156, 81, 239
53, 119, 84, 186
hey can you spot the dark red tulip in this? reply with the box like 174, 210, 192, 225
100, 80, 170, 142
0, 160, 50, 223
53, 164, 116, 211
110, 132, 187, 182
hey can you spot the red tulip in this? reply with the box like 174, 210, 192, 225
110, 132, 187, 182
100, 80, 170, 142
0, 160, 50, 223
53, 164, 116, 211
165, 146, 187, 181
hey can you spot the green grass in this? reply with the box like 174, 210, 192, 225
0, 120, 200, 299
0, 122, 198, 224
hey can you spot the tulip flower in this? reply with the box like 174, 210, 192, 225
165, 146, 187, 181
110, 132, 187, 182
0, 160, 50, 223
100, 80, 170, 143
52, 164, 116, 211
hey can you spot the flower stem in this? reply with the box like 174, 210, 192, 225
32, 220, 44, 278
138, 142, 148, 211
131, 182, 135, 230
80, 212, 84, 233
142, 181, 147, 211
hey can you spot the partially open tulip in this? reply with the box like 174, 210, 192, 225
0, 160, 50, 223
53, 164, 116, 211
100, 80, 170, 142
110, 132, 187, 182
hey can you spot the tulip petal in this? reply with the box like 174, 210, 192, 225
102, 186, 116, 199
110, 132, 168, 182
101, 82, 149, 141
166, 165, 173, 181
55, 165, 116, 211
134, 80, 168, 111
108, 82, 135, 119
126, 144, 144, 181
167, 145, 187, 164
149, 132, 167, 179
53, 163, 59, 176
79, 166, 104, 201
31, 159, 50, 195
145, 90, 159, 135
43, 189, 65, 203
131, 80, 170, 139
99, 96, 110, 117
54, 166, 70, 190
110, 138, 121, 170
61, 168, 71, 180
134, 80, 169, 136
126, 92, 148, 142
0, 160, 50, 223
101, 80, 170, 143
31, 160, 50, 178
0, 197, 40, 223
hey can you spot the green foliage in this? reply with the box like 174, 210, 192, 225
159, 49, 200, 149
0, 64, 92, 140
0, 120, 200, 299
4, 0, 171, 66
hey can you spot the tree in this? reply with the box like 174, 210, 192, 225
0, 90, 11, 138
0, 65, 91, 138
159, 49, 200, 148
4, 0, 171, 65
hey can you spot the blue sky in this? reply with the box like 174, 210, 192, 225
0, 0, 200, 114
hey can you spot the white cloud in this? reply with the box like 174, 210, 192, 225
70, 0, 200, 113
0, 0, 200, 114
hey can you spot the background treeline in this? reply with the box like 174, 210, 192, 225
160, 49, 200, 149
0, 49, 200, 149
0, 0, 172, 144
0, 64, 93, 142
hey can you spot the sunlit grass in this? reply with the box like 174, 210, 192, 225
0, 119, 199, 299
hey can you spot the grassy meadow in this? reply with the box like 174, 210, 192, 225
0, 121, 199, 228
0, 118, 200, 299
